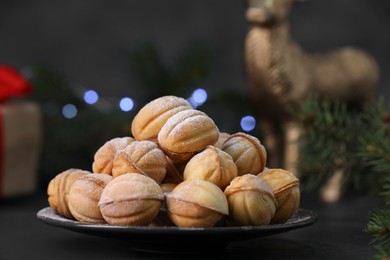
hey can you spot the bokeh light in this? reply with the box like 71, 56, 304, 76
188, 88, 208, 108
62, 104, 77, 119
83, 90, 99, 104
119, 97, 134, 112
240, 115, 256, 132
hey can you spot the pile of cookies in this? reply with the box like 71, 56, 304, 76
47, 95, 300, 227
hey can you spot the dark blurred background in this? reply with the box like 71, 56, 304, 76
1, 0, 390, 186
0, 3, 389, 258
1, 0, 389, 100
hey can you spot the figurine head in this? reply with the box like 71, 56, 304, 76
245, 0, 305, 25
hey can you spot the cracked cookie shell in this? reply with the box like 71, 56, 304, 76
158, 109, 219, 164
183, 145, 238, 190
47, 168, 90, 219
166, 179, 228, 227
111, 140, 167, 183
221, 132, 267, 176
99, 174, 164, 226
92, 137, 135, 175
224, 174, 277, 226
258, 168, 300, 224
68, 173, 113, 224
131, 95, 193, 143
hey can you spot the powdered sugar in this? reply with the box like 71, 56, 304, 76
158, 110, 219, 151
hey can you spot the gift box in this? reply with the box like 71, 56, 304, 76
0, 103, 41, 197
0, 66, 41, 198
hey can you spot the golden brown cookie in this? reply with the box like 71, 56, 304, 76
99, 174, 164, 226
258, 168, 300, 224
221, 132, 267, 176
68, 173, 113, 223
131, 95, 193, 143
47, 168, 90, 219
166, 179, 228, 227
92, 137, 135, 175
183, 145, 237, 190
224, 174, 277, 226
111, 140, 167, 183
158, 109, 219, 163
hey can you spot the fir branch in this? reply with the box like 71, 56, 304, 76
296, 95, 390, 196
357, 99, 390, 203
296, 95, 367, 192
365, 209, 390, 246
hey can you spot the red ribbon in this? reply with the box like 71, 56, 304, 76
0, 66, 32, 102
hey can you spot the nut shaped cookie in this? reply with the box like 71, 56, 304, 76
92, 137, 135, 175
166, 179, 228, 227
158, 109, 219, 163
183, 145, 238, 190
99, 174, 164, 226
258, 168, 300, 224
224, 174, 277, 226
47, 168, 90, 219
111, 140, 167, 183
221, 132, 267, 176
131, 95, 193, 143
68, 173, 113, 224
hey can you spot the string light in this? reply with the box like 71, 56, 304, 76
62, 104, 77, 119
21, 66, 253, 130
47, 76, 251, 131
83, 90, 99, 104
119, 97, 134, 112
240, 115, 256, 132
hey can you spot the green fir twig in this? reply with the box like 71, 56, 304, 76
366, 209, 390, 246
297, 95, 390, 258
365, 208, 390, 259
296, 95, 390, 195
296, 95, 368, 192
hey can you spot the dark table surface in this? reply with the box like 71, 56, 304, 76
0, 189, 380, 260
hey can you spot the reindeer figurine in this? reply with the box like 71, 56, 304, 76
244, 0, 379, 200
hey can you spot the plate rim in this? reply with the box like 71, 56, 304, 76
37, 206, 317, 235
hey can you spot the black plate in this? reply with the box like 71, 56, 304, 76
37, 207, 317, 253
